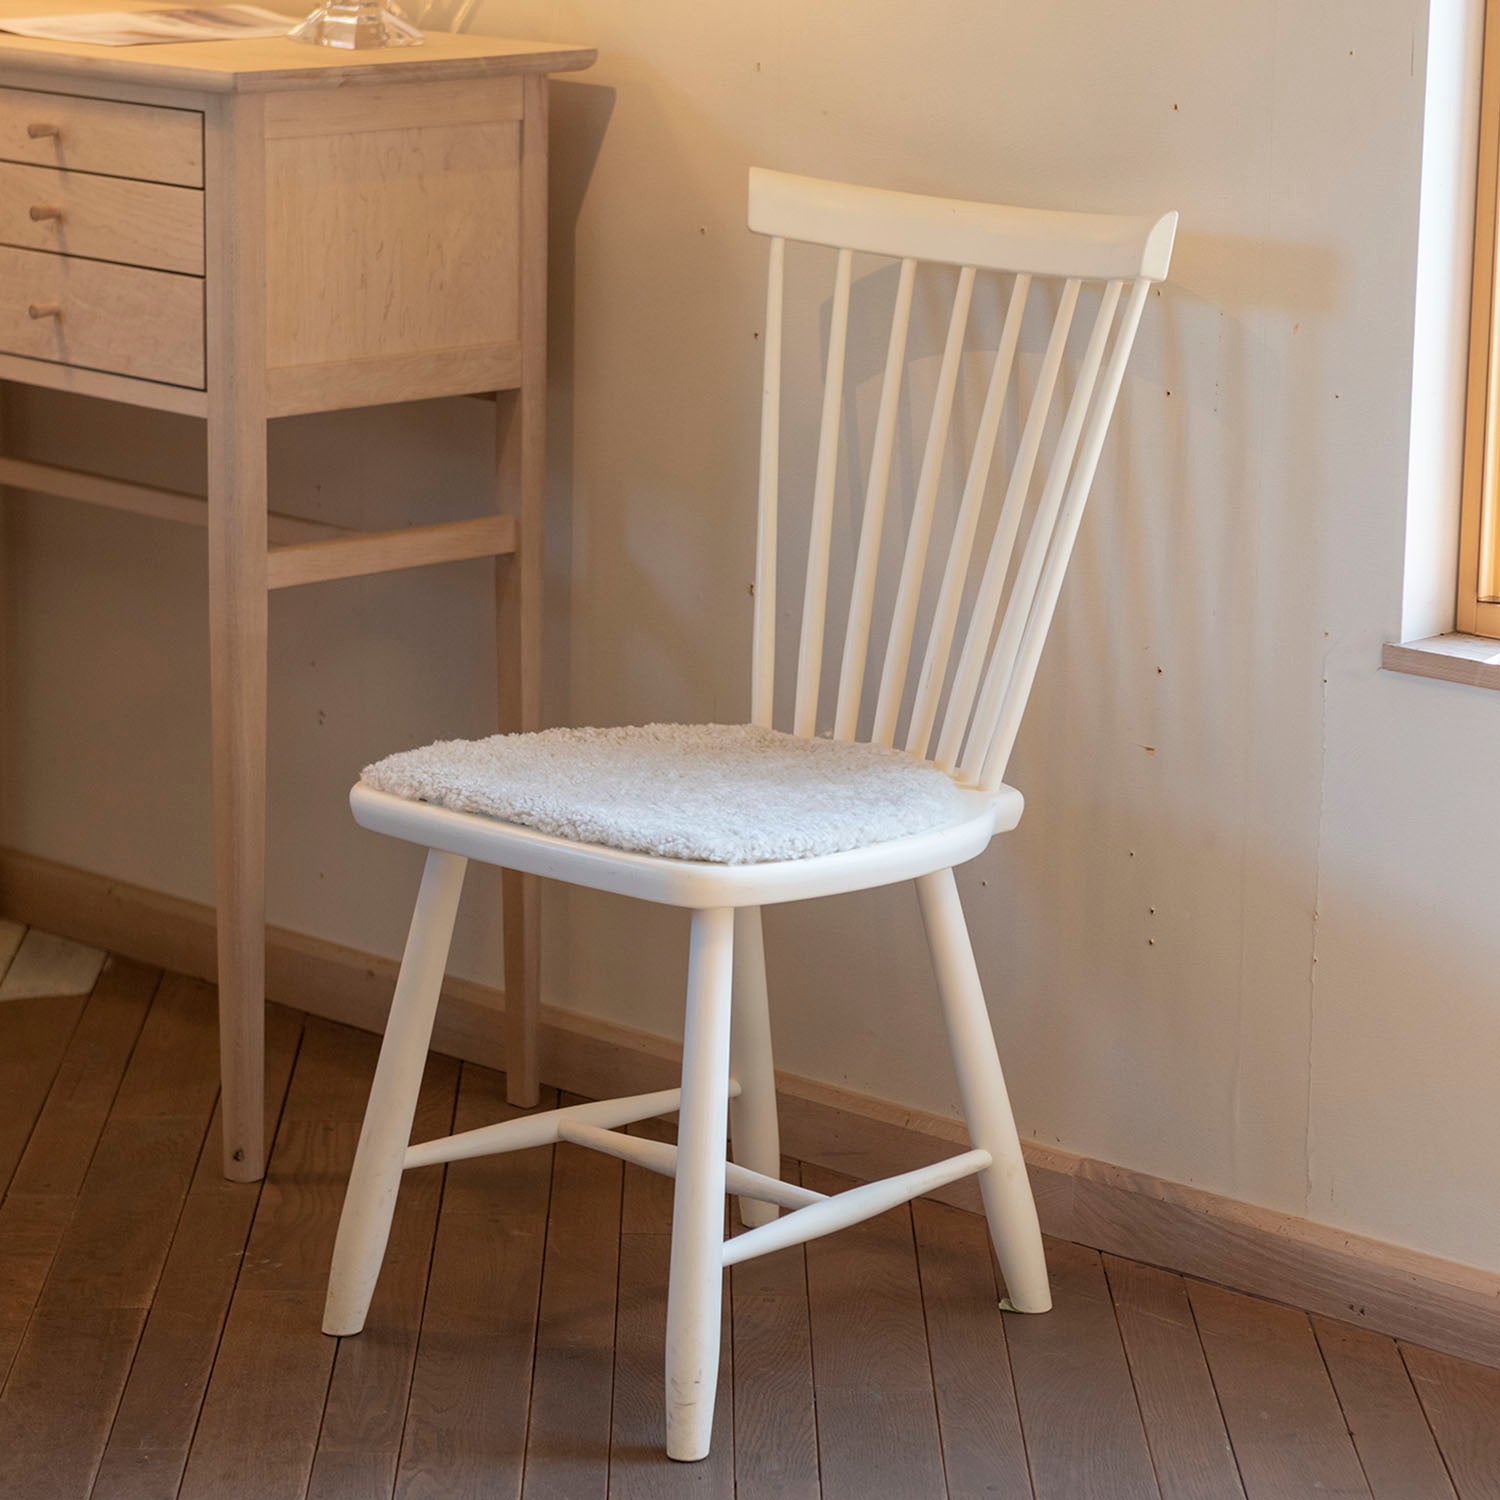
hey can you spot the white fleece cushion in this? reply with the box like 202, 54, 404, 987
361, 722, 968, 865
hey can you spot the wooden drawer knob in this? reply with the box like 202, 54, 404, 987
26, 123, 60, 140
28, 205, 62, 222
27, 302, 61, 320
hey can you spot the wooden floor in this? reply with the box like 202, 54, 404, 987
1, 937, 1498, 1500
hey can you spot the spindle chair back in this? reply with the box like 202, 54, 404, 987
322, 169, 1176, 1468
748, 168, 1175, 789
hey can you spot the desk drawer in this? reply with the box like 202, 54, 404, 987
0, 161, 203, 274
0, 245, 203, 388
0, 87, 203, 188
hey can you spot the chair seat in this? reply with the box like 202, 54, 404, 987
355, 722, 1023, 908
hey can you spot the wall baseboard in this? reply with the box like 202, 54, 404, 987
3, 842, 1497, 1369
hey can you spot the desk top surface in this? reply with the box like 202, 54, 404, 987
0, 0, 594, 93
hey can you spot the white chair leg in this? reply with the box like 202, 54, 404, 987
664, 906, 734, 1461
729, 905, 780, 1230
323, 848, 468, 1336
916, 867, 1051, 1313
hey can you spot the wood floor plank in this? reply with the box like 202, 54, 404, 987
801, 1163, 947, 1500
87, 1002, 305, 1500
0, 971, 222, 1500
1402, 1342, 1500, 1500
177, 1017, 394, 1500
730, 1158, 819, 1500
0, 917, 22, 978
0, 928, 106, 1001
307, 1050, 459, 1500
1312, 1318, 1458, 1500
0, 957, 157, 1382
1104, 1254, 1245, 1500
394, 1066, 556, 1500
1188, 1280, 1370, 1499
0, 990, 87, 1194
608, 1228, 733, 1499
915, 1196, 1031, 1500
1003, 1237, 1159, 1500
522, 1093, 624, 1500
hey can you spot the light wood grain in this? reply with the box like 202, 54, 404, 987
0, 245, 204, 387
265, 341, 523, 417
1104, 1254, 1246, 1500
0, 927, 104, 1000
265, 118, 519, 370
264, 73, 522, 138
266, 514, 518, 590
1188, 1281, 1371, 1499
204, 90, 268, 1182
0, 454, 347, 543
0, 24, 595, 95
0, 347, 206, 413
497, 71, 550, 1110
1312, 1317, 1458, 1500
1403, 1342, 1500, 1500
0, 83, 203, 184
1382, 635, 1500, 690
0, 160, 203, 274
1003, 1238, 1159, 1500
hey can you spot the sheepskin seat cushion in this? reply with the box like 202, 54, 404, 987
361, 722, 970, 865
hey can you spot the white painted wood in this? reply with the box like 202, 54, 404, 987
906, 272, 1031, 759
401, 1083, 708, 1169
322, 848, 466, 1336
556, 1120, 821, 1211
664, 906, 734, 1462
934, 278, 1082, 772
980, 278, 1152, 788
749, 167, 1177, 280
834, 255, 916, 740
728, 905, 780, 1228
960, 279, 1124, 785
0, 927, 105, 1000
329, 168, 1171, 1461
349, 778, 1020, 908
751, 235, 785, 729
793, 247, 853, 737
871, 264, 976, 747
917, 867, 1050, 1310
721, 1147, 992, 1267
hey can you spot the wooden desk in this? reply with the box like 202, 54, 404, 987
0, 12, 594, 1179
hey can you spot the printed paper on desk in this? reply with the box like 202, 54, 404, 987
0, 6, 290, 45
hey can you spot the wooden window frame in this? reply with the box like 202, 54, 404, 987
1459, 0, 1500, 635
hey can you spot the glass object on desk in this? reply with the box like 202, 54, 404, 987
287, 0, 422, 48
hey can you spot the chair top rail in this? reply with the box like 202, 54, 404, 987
748, 167, 1177, 282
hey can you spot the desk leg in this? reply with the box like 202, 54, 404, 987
207, 94, 269, 1181
496, 72, 549, 1110
208, 421, 268, 1182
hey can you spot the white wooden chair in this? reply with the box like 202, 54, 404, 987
322, 168, 1176, 1462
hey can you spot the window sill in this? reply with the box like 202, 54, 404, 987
1382, 633, 1500, 689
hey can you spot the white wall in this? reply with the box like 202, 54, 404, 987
4, 0, 1498, 1273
